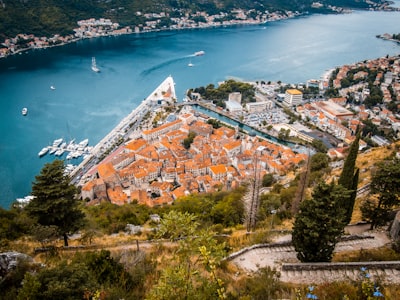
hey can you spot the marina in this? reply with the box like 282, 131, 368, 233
38, 138, 93, 161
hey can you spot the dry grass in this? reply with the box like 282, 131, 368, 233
275, 218, 293, 231
356, 143, 398, 184
5, 237, 40, 256
330, 142, 400, 224
333, 246, 400, 262
88, 232, 146, 247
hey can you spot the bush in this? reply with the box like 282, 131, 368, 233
314, 281, 358, 300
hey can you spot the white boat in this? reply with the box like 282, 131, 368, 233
67, 151, 81, 159
91, 57, 100, 73
78, 138, 89, 147
22, 107, 28, 116
52, 138, 63, 147
49, 147, 57, 155
55, 149, 65, 156
38, 147, 49, 157
188, 61, 194, 67
68, 139, 76, 146
64, 164, 75, 174
194, 50, 205, 56
50, 85, 56, 90
72, 151, 82, 158
66, 139, 76, 150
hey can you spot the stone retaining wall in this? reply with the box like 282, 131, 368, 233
282, 261, 400, 271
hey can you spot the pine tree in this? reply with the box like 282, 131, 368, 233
25, 160, 85, 246
338, 132, 360, 224
292, 182, 349, 262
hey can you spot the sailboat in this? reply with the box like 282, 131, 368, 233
91, 57, 100, 73
188, 59, 194, 67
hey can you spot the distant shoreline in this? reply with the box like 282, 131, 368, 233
3, 4, 398, 60
0, 18, 288, 59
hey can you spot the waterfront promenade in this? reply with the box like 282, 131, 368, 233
70, 76, 176, 183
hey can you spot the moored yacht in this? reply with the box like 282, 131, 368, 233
22, 107, 28, 116
78, 138, 89, 147
38, 147, 49, 157
52, 138, 63, 147
54, 149, 65, 156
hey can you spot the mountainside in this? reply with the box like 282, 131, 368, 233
0, 0, 389, 40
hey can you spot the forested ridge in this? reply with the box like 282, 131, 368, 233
0, 0, 387, 40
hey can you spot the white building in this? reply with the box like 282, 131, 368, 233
246, 101, 273, 113
283, 89, 303, 107
229, 92, 242, 103
226, 100, 243, 113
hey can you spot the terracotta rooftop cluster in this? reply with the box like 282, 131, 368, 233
81, 111, 307, 207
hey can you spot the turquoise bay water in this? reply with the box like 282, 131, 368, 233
0, 9, 400, 208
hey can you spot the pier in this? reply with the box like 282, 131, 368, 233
70, 76, 176, 182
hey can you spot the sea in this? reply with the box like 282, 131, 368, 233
0, 6, 400, 209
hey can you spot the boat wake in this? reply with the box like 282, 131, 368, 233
140, 56, 188, 76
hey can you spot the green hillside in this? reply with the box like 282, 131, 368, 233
0, 0, 388, 40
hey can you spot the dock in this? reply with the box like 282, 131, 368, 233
70, 75, 176, 182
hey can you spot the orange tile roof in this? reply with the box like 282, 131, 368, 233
107, 186, 128, 206
82, 180, 95, 191
125, 139, 147, 152
131, 189, 150, 206
98, 162, 117, 179
153, 194, 174, 206
172, 186, 187, 200
209, 164, 227, 175
223, 140, 242, 151
142, 119, 182, 135
134, 169, 147, 179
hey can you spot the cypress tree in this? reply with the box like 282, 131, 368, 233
292, 182, 349, 262
338, 131, 360, 224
